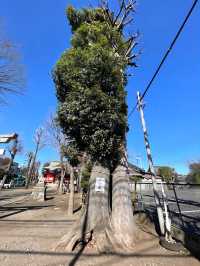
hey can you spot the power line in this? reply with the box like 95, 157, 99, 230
128, 0, 199, 119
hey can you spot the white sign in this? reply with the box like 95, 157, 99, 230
0, 149, 5, 155
95, 177, 105, 193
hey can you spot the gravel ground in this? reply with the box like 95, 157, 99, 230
0, 191, 199, 266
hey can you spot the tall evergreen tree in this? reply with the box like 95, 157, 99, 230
53, 0, 147, 252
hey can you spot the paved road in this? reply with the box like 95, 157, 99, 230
139, 188, 200, 235
0, 190, 77, 266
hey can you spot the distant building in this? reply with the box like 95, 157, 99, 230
128, 162, 163, 191
175, 174, 187, 184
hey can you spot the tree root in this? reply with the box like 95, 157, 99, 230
134, 212, 158, 237
54, 209, 92, 252
54, 214, 155, 253
54, 226, 93, 252
54, 162, 156, 253
92, 215, 155, 253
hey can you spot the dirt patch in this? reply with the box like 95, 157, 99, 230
0, 191, 199, 266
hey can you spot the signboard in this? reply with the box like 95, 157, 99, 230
0, 149, 5, 155
95, 177, 105, 193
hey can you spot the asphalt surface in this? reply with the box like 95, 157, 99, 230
1, 187, 200, 236
139, 188, 200, 235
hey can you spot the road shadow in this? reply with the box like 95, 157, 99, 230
144, 208, 200, 262
0, 205, 53, 219
68, 188, 90, 266
73, 205, 82, 214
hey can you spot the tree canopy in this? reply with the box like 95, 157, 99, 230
186, 161, 200, 184
53, 4, 137, 169
157, 166, 177, 183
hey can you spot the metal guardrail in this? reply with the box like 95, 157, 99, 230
135, 182, 200, 236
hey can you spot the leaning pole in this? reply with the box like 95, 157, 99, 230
136, 91, 172, 241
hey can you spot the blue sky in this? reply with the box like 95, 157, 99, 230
0, 0, 199, 174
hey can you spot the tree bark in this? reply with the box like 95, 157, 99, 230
87, 163, 110, 230
55, 163, 151, 252
110, 164, 138, 250
26, 142, 39, 189
58, 155, 65, 194
55, 163, 110, 251
67, 166, 75, 216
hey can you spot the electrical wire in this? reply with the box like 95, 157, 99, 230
128, 0, 199, 118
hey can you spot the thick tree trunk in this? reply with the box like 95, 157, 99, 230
55, 163, 110, 251
94, 163, 152, 253
67, 166, 75, 216
55, 163, 152, 252
110, 164, 138, 249
87, 164, 110, 229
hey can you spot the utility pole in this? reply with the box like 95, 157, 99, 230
137, 91, 173, 241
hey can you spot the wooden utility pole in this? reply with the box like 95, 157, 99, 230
137, 91, 172, 240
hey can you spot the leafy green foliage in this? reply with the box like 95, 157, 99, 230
81, 161, 93, 191
61, 143, 80, 167
53, 4, 136, 168
157, 166, 177, 183
66, 6, 106, 32
186, 161, 200, 184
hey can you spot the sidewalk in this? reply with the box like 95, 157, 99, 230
0, 192, 199, 266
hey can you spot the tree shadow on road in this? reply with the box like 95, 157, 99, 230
0, 205, 53, 219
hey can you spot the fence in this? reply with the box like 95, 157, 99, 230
135, 182, 200, 237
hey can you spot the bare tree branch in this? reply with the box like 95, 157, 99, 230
125, 39, 137, 57
45, 113, 68, 156
100, 0, 139, 66
117, 1, 136, 30
34, 127, 47, 151
100, 0, 136, 30
0, 28, 25, 104
101, 4, 114, 26
113, 0, 126, 25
